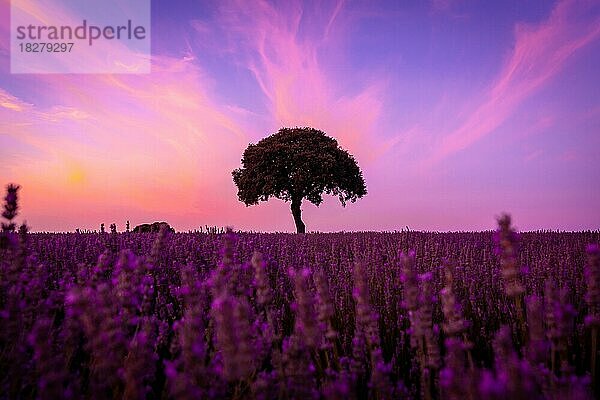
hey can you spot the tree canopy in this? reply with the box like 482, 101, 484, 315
232, 127, 367, 232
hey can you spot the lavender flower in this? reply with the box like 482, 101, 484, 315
440, 260, 468, 338
1, 184, 19, 229
0, 184, 19, 249
440, 338, 475, 400
584, 244, 600, 327
28, 317, 71, 400
314, 269, 338, 349
123, 317, 158, 400
353, 261, 395, 397
525, 295, 549, 366
495, 214, 525, 298
252, 251, 272, 307
291, 268, 320, 349
211, 294, 255, 381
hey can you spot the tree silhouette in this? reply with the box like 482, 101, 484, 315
232, 127, 367, 233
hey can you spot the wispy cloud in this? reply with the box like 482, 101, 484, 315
425, 0, 600, 167
0, 88, 31, 111
430, 0, 463, 15
196, 0, 386, 161
1, 54, 250, 229
524, 149, 544, 163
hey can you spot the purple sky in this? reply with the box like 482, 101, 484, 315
1, 0, 600, 232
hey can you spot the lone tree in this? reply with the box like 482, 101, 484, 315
232, 127, 367, 233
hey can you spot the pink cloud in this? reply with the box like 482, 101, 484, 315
425, 0, 600, 167
200, 0, 386, 162
1, 54, 253, 231
1, 0, 388, 232
0, 0, 9, 56
431, 0, 463, 14
0, 88, 32, 111
524, 149, 544, 163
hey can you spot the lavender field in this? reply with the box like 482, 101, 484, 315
2, 210, 600, 399
3, 0, 600, 398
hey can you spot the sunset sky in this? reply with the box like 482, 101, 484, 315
1, 0, 600, 232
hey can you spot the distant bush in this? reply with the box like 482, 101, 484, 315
132, 221, 175, 233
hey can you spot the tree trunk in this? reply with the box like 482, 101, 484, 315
291, 197, 306, 233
